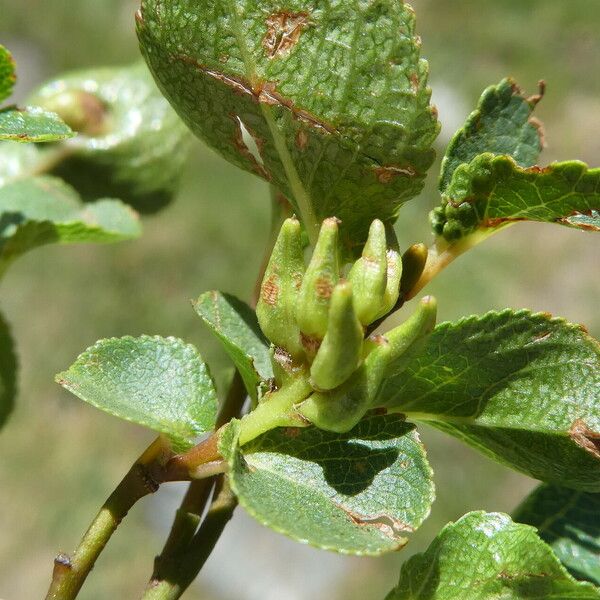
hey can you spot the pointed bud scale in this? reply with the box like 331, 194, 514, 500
378, 225, 403, 318
375, 295, 437, 381
310, 281, 364, 391
300, 335, 390, 433
348, 219, 388, 325
256, 217, 305, 359
296, 218, 341, 342
399, 243, 428, 299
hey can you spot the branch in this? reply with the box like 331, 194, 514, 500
45, 439, 166, 600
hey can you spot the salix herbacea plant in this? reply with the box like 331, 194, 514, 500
0, 2, 596, 600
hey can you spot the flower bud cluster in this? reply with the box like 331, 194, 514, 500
256, 217, 437, 432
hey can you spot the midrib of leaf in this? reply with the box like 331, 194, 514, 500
225, 1, 319, 246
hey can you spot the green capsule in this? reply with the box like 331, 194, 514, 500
348, 219, 388, 325
399, 243, 428, 300
256, 217, 305, 359
377, 226, 403, 319
310, 281, 364, 391
299, 335, 390, 433
296, 218, 341, 343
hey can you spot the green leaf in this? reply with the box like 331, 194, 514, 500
220, 414, 434, 555
0, 44, 16, 104
194, 291, 273, 401
439, 78, 544, 192
0, 175, 141, 276
30, 63, 192, 213
0, 106, 74, 143
137, 0, 439, 253
57, 336, 218, 451
514, 484, 600, 585
386, 511, 600, 600
0, 311, 17, 430
377, 310, 600, 491
432, 154, 600, 240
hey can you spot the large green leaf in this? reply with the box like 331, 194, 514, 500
57, 336, 218, 451
0, 311, 17, 430
386, 512, 600, 600
0, 44, 16, 103
137, 0, 439, 253
30, 63, 192, 213
377, 310, 600, 491
0, 107, 74, 143
194, 291, 273, 402
432, 154, 600, 240
220, 414, 434, 555
0, 175, 140, 276
514, 484, 600, 585
439, 78, 544, 191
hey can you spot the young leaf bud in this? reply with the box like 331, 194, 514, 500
256, 217, 305, 359
300, 335, 390, 433
310, 281, 364, 391
348, 219, 388, 325
377, 225, 403, 318
399, 243, 428, 299
375, 295, 437, 381
296, 218, 341, 343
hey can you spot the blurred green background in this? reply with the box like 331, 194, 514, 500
1, 1, 598, 598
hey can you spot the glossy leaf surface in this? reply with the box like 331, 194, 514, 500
0, 176, 140, 275
386, 512, 600, 599
432, 154, 600, 240
439, 78, 544, 191
194, 291, 272, 401
514, 484, 600, 585
57, 336, 218, 451
221, 414, 434, 555
378, 310, 600, 490
138, 0, 439, 253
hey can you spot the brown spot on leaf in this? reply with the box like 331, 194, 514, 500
558, 209, 600, 232
529, 116, 547, 149
481, 216, 527, 228
409, 72, 419, 93
374, 165, 417, 184
263, 11, 311, 59
339, 505, 413, 542
527, 80, 546, 106
301, 332, 321, 355
296, 128, 309, 150
283, 427, 302, 438
531, 331, 552, 343
314, 277, 333, 299
174, 55, 336, 135
570, 419, 600, 460
261, 275, 279, 306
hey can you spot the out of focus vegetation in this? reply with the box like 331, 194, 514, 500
0, 1, 598, 598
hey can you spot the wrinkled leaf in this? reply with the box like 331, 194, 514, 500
0, 311, 17, 430
194, 291, 273, 402
377, 310, 600, 491
386, 511, 600, 600
220, 414, 434, 555
514, 484, 600, 585
30, 63, 192, 213
432, 154, 600, 240
440, 78, 544, 191
0, 175, 140, 276
0, 106, 74, 142
137, 0, 439, 253
57, 336, 218, 451
0, 44, 16, 103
